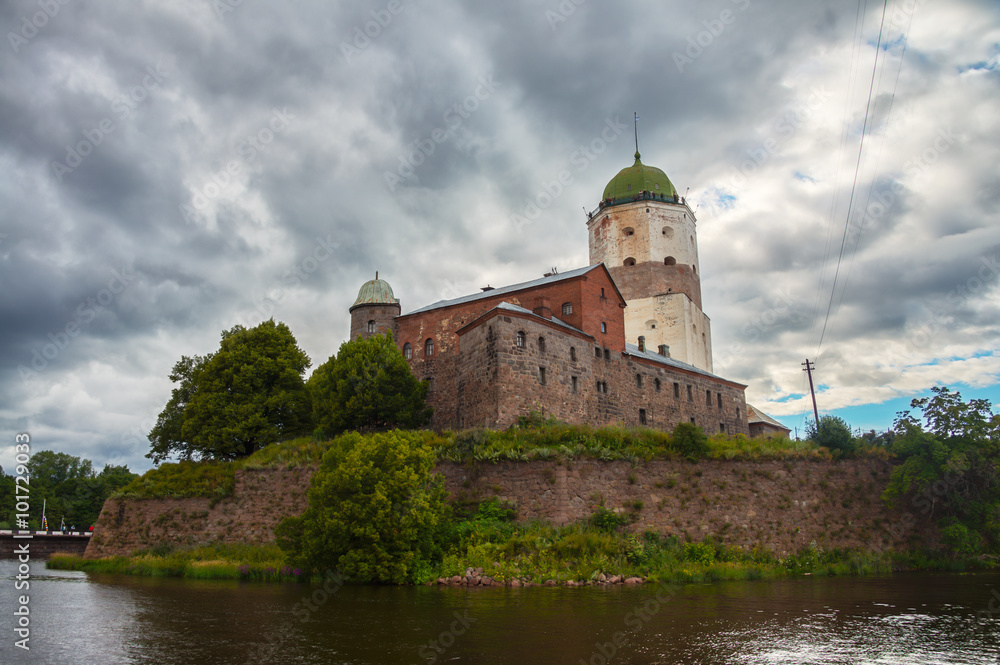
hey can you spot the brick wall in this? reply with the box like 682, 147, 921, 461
456, 311, 747, 433
85, 459, 936, 559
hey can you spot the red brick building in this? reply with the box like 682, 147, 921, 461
347, 151, 787, 437
349, 264, 750, 435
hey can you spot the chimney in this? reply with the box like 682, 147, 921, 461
658, 344, 670, 358
531, 296, 552, 319
638, 336, 645, 352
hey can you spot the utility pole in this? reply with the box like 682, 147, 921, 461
802, 359, 820, 428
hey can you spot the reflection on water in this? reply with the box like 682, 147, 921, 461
1, 561, 998, 664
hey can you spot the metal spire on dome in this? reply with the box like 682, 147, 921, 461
633, 112, 640, 161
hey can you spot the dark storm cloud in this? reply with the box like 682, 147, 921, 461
0, 0, 998, 472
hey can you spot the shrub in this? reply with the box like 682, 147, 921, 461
276, 430, 450, 584
672, 422, 709, 461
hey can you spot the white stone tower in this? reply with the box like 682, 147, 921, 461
587, 151, 713, 371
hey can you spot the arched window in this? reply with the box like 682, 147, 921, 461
570, 346, 577, 361
664, 256, 676, 266
516, 331, 525, 348
655, 378, 661, 392
538, 336, 546, 353
403, 342, 412, 359
624, 257, 636, 266
622, 227, 634, 237
561, 302, 573, 316
367, 320, 376, 333
424, 338, 434, 356
662, 225, 674, 238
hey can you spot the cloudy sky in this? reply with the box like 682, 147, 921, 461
1, 0, 997, 472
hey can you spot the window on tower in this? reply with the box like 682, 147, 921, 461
516, 331, 525, 348
622, 227, 634, 237
367, 320, 376, 333
562, 302, 573, 316
664, 256, 676, 266
624, 257, 636, 267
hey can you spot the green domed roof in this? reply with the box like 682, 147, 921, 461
350, 272, 398, 310
602, 152, 678, 201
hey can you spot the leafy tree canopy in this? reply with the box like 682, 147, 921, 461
308, 332, 431, 437
276, 430, 449, 583
806, 415, 856, 455
883, 387, 1000, 554
0, 451, 136, 529
148, 319, 313, 463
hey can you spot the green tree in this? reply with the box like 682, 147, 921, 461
882, 387, 1000, 554
308, 332, 431, 437
20, 451, 137, 528
806, 415, 856, 456
276, 430, 449, 583
147, 354, 210, 463
672, 421, 709, 461
0, 466, 14, 529
148, 320, 313, 462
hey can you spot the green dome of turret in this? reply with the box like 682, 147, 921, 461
350, 272, 398, 311
602, 152, 677, 201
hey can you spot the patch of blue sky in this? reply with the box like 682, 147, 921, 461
773, 381, 999, 437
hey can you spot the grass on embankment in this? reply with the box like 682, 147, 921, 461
49, 516, 986, 585
116, 420, 875, 500
47, 543, 309, 582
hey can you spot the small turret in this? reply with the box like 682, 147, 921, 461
349, 271, 400, 340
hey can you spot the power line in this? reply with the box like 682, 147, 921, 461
816, 0, 891, 353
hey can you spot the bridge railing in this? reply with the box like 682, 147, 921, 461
0, 530, 92, 536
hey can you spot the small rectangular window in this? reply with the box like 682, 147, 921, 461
570, 347, 577, 361
706, 389, 712, 406
562, 302, 573, 316
601, 321, 607, 333
687, 385, 693, 402
595, 347, 602, 359
719, 423, 726, 433
539, 367, 546, 385
673, 382, 680, 398
636, 374, 643, 388
655, 378, 661, 392
717, 393, 723, 410
603, 349, 610, 361
600, 287, 605, 298
572, 376, 578, 393
690, 417, 696, 424
639, 409, 647, 425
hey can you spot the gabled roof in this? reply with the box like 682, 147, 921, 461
405, 264, 624, 316
457, 301, 593, 340
624, 343, 747, 388
746, 404, 791, 432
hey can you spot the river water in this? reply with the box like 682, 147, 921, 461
1, 560, 998, 664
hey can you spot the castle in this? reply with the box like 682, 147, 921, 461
349, 150, 789, 438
